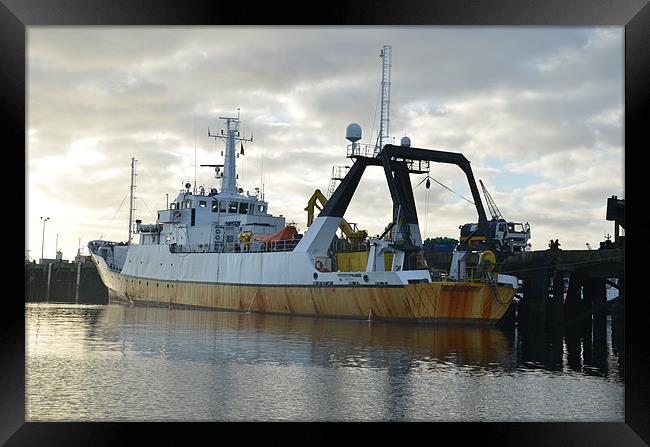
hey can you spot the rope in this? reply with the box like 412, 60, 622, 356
413, 174, 474, 205
491, 279, 510, 305
99, 188, 130, 240
424, 183, 430, 238
139, 197, 158, 222
430, 177, 475, 205
367, 83, 381, 148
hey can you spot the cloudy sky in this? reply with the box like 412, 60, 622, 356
26, 27, 624, 260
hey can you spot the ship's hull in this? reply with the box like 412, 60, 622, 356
96, 261, 516, 324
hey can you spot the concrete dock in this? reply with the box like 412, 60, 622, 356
25, 261, 108, 304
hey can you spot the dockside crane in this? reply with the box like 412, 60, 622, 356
480, 180, 503, 221
459, 180, 531, 255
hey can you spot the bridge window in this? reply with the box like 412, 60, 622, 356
212, 201, 219, 212
170, 203, 177, 210
248, 205, 255, 215
258, 204, 266, 213
199, 200, 207, 208
239, 202, 249, 214
228, 201, 238, 213
219, 201, 227, 212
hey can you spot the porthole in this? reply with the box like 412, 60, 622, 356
313, 273, 318, 280
363, 275, 369, 283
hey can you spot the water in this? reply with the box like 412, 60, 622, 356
26, 303, 624, 421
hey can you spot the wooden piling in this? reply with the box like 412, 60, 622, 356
565, 270, 585, 321
519, 255, 548, 332
46, 263, 52, 303
550, 269, 565, 329
75, 262, 82, 304
587, 277, 607, 360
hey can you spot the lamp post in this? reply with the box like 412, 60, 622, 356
40, 216, 50, 262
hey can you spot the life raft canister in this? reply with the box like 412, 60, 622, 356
314, 260, 330, 272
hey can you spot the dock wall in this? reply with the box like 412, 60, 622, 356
25, 262, 108, 304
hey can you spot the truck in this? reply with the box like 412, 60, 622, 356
459, 180, 530, 255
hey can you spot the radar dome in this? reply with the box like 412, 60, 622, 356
400, 136, 411, 147
346, 123, 362, 142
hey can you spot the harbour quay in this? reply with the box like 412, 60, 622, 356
425, 246, 624, 330
25, 261, 108, 304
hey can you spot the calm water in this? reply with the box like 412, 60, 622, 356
26, 303, 624, 421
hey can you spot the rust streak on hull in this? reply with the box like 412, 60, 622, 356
98, 267, 515, 324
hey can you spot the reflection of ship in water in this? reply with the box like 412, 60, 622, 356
27, 304, 622, 381
99, 305, 514, 370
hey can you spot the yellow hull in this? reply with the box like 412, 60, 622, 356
99, 269, 515, 324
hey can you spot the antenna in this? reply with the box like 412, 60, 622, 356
194, 112, 197, 195
260, 138, 264, 200
209, 110, 252, 195
128, 157, 137, 244
374, 45, 392, 156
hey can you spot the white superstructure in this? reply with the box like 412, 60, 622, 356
89, 112, 434, 288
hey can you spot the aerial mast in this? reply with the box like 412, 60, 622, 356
208, 108, 253, 195
374, 45, 392, 156
128, 157, 137, 244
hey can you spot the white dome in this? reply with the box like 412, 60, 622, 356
346, 123, 362, 142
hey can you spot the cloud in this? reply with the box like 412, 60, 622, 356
26, 27, 623, 260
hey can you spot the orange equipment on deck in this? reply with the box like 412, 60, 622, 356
255, 226, 298, 243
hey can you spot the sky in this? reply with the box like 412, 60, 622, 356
26, 27, 624, 261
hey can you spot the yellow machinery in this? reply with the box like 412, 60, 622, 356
336, 251, 394, 272
238, 231, 253, 245
305, 189, 368, 241
478, 250, 496, 272
306, 189, 373, 272
305, 190, 429, 272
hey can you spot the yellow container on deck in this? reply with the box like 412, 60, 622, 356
336, 251, 394, 272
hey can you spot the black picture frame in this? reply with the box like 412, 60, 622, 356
4, 0, 648, 445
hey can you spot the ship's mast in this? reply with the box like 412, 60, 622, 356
374, 45, 392, 156
128, 157, 137, 244
209, 109, 253, 195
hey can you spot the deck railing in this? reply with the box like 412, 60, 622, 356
168, 239, 300, 254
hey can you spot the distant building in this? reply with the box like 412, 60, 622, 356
39, 258, 69, 265
74, 247, 92, 263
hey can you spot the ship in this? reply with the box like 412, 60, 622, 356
89, 47, 518, 324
